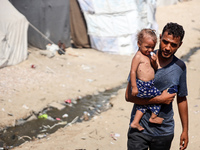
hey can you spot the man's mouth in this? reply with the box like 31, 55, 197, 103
163, 51, 170, 56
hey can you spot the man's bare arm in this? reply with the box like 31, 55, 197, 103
177, 96, 189, 150
125, 82, 175, 105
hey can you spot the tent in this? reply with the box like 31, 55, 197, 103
70, 0, 90, 48
0, 0, 29, 68
9, 0, 71, 50
157, 0, 179, 6
77, 0, 158, 55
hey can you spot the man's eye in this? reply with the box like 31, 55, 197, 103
162, 40, 168, 44
171, 43, 177, 48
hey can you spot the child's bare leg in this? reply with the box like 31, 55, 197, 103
130, 110, 144, 131
149, 113, 164, 124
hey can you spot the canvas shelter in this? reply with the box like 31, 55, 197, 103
0, 0, 29, 68
77, 0, 158, 55
70, 0, 90, 48
9, 0, 71, 50
157, 0, 180, 6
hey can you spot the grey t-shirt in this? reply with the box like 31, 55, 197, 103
129, 55, 188, 136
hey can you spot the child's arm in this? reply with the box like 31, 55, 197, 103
130, 54, 140, 96
150, 52, 158, 70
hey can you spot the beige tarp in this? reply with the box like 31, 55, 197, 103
0, 0, 29, 68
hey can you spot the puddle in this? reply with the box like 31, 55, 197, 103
0, 82, 127, 149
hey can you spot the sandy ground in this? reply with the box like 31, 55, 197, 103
0, 0, 200, 149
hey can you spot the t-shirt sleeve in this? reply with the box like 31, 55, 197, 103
178, 68, 188, 97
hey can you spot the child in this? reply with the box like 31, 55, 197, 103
130, 29, 177, 131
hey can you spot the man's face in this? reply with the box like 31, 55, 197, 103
159, 31, 182, 59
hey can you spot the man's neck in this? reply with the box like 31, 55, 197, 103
157, 50, 174, 69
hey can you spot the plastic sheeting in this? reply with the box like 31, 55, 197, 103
0, 0, 29, 68
10, 0, 70, 50
157, 0, 179, 6
78, 0, 158, 55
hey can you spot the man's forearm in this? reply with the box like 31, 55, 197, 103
177, 96, 189, 149
177, 96, 188, 133
125, 82, 161, 105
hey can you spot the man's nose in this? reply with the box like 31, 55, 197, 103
165, 43, 171, 51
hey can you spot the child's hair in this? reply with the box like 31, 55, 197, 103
137, 29, 157, 45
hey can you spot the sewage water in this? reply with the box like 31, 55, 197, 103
0, 82, 127, 149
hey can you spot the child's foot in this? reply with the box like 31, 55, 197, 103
130, 122, 144, 131
149, 117, 164, 124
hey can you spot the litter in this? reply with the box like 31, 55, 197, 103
38, 114, 48, 119
46, 43, 59, 53
62, 114, 69, 118
18, 135, 32, 141
37, 133, 47, 139
87, 79, 94, 82
65, 116, 79, 127
81, 64, 91, 70
42, 121, 67, 130
22, 104, 29, 109
81, 111, 90, 121
38, 114, 55, 121
56, 118, 61, 121
31, 64, 36, 69
65, 99, 72, 104
110, 133, 120, 141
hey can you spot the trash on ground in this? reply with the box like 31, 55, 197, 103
110, 133, 120, 141
62, 114, 69, 118
42, 121, 67, 130
80, 111, 90, 121
18, 135, 32, 141
56, 118, 61, 121
31, 64, 36, 69
22, 104, 29, 109
38, 114, 55, 121
65, 99, 72, 104
37, 133, 48, 139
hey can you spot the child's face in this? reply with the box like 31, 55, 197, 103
138, 35, 156, 56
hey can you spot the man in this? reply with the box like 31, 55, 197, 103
125, 22, 188, 150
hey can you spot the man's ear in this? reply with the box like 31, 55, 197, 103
159, 34, 162, 40
178, 41, 183, 48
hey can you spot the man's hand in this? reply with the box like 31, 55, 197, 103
179, 131, 188, 150
177, 96, 189, 150
131, 86, 138, 96
125, 82, 176, 105
158, 89, 176, 104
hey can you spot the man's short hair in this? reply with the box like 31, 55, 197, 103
162, 22, 185, 41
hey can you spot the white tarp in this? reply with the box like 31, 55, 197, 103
78, 0, 158, 55
0, 0, 29, 68
157, 0, 179, 6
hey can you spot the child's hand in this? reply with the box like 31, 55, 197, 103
131, 86, 138, 96
150, 52, 157, 62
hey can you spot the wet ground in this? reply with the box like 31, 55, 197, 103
0, 83, 127, 149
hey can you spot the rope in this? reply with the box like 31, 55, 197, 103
29, 23, 65, 54
28, 22, 67, 74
